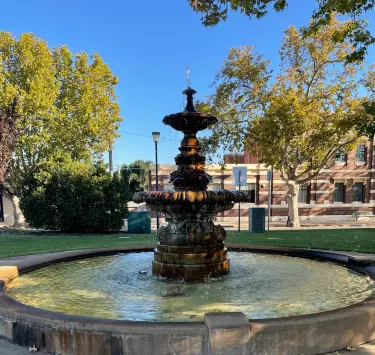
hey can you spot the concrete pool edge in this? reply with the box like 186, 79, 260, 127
1, 245, 375, 355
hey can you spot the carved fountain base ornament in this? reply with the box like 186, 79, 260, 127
133, 87, 250, 281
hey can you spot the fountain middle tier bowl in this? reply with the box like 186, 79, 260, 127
132, 189, 250, 205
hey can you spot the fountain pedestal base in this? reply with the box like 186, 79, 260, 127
152, 244, 230, 281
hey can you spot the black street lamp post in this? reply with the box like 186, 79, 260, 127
152, 132, 160, 230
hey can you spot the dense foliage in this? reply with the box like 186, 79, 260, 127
199, 17, 369, 227
189, 0, 375, 61
123, 160, 152, 195
360, 67, 375, 139
0, 31, 121, 225
20, 156, 129, 233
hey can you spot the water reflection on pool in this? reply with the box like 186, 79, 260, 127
5, 252, 375, 321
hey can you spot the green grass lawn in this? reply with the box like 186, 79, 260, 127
229, 228, 375, 253
0, 228, 374, 258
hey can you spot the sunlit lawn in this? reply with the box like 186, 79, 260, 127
0, 228, 374, 258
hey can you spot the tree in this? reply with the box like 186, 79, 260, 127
361, 65, 375, 140
19, 154, 129, 233
0, 99, 18, 185
128, 160, 153, 194
188, 0, 375, 61
200, 17, 368, 227
118, 160, 152, 201
358, 67, 375, 175
0, 32, 121, 225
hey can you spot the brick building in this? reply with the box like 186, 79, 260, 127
149, 138, 375, 221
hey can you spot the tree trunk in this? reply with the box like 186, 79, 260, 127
366, 137, 373, 203
286, 180, 300, 228
4, 189, 23, 227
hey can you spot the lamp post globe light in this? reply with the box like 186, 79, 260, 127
152, 132, 160, 230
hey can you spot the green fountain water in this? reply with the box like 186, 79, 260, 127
5, 251, 374, 322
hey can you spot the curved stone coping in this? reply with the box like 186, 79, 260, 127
132, 190, 251, 204
1, 245, 375, 354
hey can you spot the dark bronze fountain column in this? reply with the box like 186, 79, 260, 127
133, 86, 250, 281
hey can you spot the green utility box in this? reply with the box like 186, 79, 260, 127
127, 211, 151, 234
248, 207, 265, 233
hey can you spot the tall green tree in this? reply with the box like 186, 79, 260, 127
0, 32, 121, 225
121, 160, 152, 197
358, 67, 375, 174
189, 0, 375, 61
361, 65, 375, 140
201, 17, 368, 227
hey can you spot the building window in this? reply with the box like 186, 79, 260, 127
334, 183, 345, 203
355, 144, 366, 162
353, 182, 364, 202
335, 149, 346, 162
0, 194, 3, 222
247, 183, 256, 203
298, 184, 308, 203
247, 183, 256, 192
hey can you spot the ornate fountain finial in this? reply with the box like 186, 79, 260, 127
182, 66, 197, 112
183, 87, 197, 113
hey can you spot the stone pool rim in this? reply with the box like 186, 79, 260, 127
1, 244, 375, 355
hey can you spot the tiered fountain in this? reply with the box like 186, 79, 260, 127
133, 87, 250, 280
3, 84, 375, 355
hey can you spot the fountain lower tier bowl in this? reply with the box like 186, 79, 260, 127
132, 189, 250, 205
146, 202, 235, 215
133, 189, 251, 281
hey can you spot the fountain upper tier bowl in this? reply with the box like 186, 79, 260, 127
162, 111, 217, 133
162, 86, 217, 134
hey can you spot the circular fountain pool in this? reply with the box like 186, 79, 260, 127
5, 251, 375, 322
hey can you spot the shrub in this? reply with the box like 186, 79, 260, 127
20, 156, 129, 233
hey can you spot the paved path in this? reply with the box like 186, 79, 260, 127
2, 218, 374, 232
324, 342, 375, 354
0, 338, 51, 355
1, 337, 375, 355
269, 219, 375, 231
325, 341, 375, 354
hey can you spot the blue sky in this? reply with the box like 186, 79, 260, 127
2, 0, 375, 167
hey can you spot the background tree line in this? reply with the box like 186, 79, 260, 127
198, 16, 375, 227
0, 31, 152, 232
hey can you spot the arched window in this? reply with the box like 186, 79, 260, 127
355, 144, 366, 162
298, 184, 308, 203
335, 149, 346, 162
